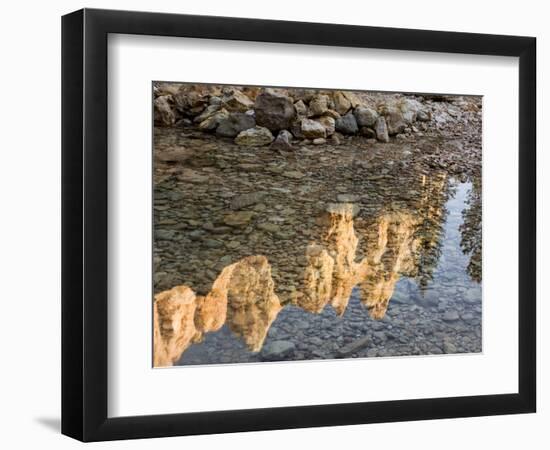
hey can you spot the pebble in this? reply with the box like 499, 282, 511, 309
442, 310, 460, 322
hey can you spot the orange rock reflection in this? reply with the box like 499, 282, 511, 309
154, 174, 449, 367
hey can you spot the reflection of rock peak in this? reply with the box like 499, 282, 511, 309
154, 174, 451, 366
154, 256, 281, 367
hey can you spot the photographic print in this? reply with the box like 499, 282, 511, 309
152, 83, 482, 368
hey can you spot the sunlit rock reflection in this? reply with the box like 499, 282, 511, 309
225, 256, 282, 352
358, 212, 420, 319
154, 256, 282, 366
153, 172, 463, 366
153, 285, 200, 367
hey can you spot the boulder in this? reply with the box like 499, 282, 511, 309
234, 126, 274, 146
301, 118, 326, 139
335, 112, 359, 135
290, 119, 305, 139
193, 104, 221, 123
215, 112, 256, 137
342, 91, 362, 108
400, 98, 423, 123
307, 94, 330, 117
254, 90, 296, 131
332, 91, 352, 115
353, 106, 378, 127
222, 90, 254, 112
294, 100, 307, 117
291, 88, 317, 103
174, 87, 209, 115
271, 129, 294, 150
375, 117, 389, 142
379, 99, 423, 134
198, 109, 229, 131
317, 116, 336, 136
154, 95, 176, 126
382, 105, 407, 135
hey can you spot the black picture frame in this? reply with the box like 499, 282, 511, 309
61, 8, 536, 442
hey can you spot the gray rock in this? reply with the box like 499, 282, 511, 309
464, 287, 481, 304
257, 222, 280, 233
193, 104, 221, 123
442, 310, 460, 322
203, 238, 223, 249
254, 90, 296, 131
309, 337, 324, 346
390, 291, 410, 304
215, 112, 256, 137
338, 336, 369, 356
375, 116, 390, 142
312, 138, 326, 145
155, 229, 176, 241
379, 102, 413, 135
373, 331, 387, 341
335, 112, 359, 135
234, 126, 274, 146
226, 240, 241, 249
294, 319, 310, 330
353, 106, 378, 127
271, 129, 294, 150
443, 341, 458, 353
261, 340, 296, 360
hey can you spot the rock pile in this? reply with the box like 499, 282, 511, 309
154, 83, 435, 146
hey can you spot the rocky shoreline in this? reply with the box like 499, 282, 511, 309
154, 83, 481, 152
152, 83, 482, 367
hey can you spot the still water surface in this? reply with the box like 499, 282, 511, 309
161, 180, 481, 366
152, 128, 482, 366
